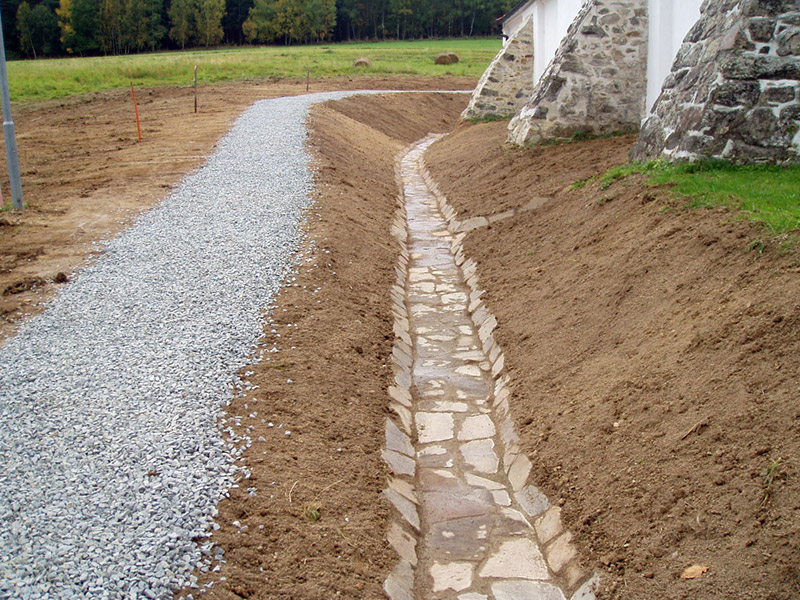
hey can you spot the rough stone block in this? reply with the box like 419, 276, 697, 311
546, 532, 577, 573
392, 345, 413, 371
382, 449, 416, 477
386, 417, 415, 457
394, 370, 411, 390
388, 385, 412, 408
503, 442, 520, 472
388, 476, 418, 505
384, 559, 415, 600
535, 506, 564, 546
383, 488, 420, 531
387, 522, 418, 566
491, 353, 506, 378
500, 416, 520, 447
390, 402, 413, 435
570, 574, 600, 600
516, 485, 550, 518
507, 454, 532, 492
564, 561, 586, 590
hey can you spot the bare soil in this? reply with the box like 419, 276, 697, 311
4, 77, 799, 600
425, 121, 800, 599
0, 76, 474, 339
186, 92, 469, 599
0, 80, 470, 599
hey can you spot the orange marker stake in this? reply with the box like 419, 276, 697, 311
131, 83, 142, 143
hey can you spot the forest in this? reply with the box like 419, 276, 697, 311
1, 0, 516, 58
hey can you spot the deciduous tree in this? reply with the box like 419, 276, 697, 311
194, 0, 224, 46
58, 0, 101, 54
168, 0, 194, 48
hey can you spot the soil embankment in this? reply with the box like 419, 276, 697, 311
425, 120, 800, 599
185, 92, 469, 599
4, 80, 798, 599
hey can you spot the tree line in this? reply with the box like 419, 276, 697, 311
2, 0, 515, 58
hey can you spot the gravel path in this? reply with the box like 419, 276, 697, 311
0, 91, 379, 600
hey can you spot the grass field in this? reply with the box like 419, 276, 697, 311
600, 160, 800, 236
7, 39, 500, 103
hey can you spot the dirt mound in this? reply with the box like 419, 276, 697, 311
425, 121, 800, 599
183, 92, 469, 599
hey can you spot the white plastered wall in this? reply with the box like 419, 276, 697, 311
502, 0, 584, 82
502, 2, 538, 45
533, 0, 585, 84
646, 0, 703, 112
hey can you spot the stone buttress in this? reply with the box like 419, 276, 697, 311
631, 0, 800, 164
508, 0, 649, 145
462, 17, 536, 121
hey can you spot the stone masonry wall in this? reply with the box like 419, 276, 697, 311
631, 0, 800, 164
508, 0, 649, 145
462, 17, 536, 120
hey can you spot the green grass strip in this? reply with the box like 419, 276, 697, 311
7, 39, 500, 103
598, 160, 800, 235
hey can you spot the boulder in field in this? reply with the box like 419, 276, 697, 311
352, 57, 372, 68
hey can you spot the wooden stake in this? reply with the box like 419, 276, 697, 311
306, 67, 310, 92
130, 83, 142, 143
194, 65, 198, 113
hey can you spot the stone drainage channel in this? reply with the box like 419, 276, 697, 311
382, 136, 599, 600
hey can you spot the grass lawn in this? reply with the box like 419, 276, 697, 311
601, 160, 800, 237
7, 38, 500, 103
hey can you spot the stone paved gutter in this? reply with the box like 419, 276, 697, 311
382, 135, 600, 600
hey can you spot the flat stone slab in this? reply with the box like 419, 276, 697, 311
491, 580, 567, 600
416, 412, 455, 444
430, 562, 474, 593
479, 538, 550, 580
427, 515, 492, 560
458, 414, 496, 441
460, 439, 499, 474
421, 489, 494, 524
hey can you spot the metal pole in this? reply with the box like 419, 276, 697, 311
0, 7, 23, 210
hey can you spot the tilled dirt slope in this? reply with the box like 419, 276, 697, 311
424, 120, 800, 599
187, 92, 469, 599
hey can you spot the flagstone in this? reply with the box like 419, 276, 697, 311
491, 580, 566, 600
383, 137, 578, 600
479, 538, 549, 580
458, 415, 496, 441
430, 562, 473, 593
460, 439, 499, 474
416, 412, 455, 444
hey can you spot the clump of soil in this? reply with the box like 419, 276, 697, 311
184, 92, 468, 599
425, 121, 800, 599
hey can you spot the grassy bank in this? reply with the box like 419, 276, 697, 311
8, 38, 499, 103
601, 160, 800, 236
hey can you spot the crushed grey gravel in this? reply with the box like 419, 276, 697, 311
0, 91, 397, 599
